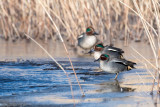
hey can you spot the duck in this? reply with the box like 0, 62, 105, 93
89, 43, 124, 61
98, 54, 136, 80
77, 26, 99, 49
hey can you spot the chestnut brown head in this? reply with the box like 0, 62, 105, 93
94, 43, 104, 51
100, 54, 109, 61
86, 26, 99, 36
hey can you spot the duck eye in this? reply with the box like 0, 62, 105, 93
86, 28, 91, 32
96, 44, 104, 48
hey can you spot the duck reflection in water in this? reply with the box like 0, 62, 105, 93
94, 80, 135, 93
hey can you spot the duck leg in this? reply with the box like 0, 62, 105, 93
96, 69, 103, 72
114, 73, 119, 80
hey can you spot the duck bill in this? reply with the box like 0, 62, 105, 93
93, 32, 99, 35
94, 58, 100, 62
88, 49, 94, 54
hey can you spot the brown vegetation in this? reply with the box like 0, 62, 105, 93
1, 0, 160, 98
0, 0, 159, 44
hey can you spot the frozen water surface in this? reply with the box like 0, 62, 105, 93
0, 58, 159, 107
0, 40, 159, 107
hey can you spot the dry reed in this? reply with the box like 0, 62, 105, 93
0, 0, 159, 44
25, 34, 75, 105
38, 0, 84, 96
1, 0, 160, 97
117, 0, 160, 97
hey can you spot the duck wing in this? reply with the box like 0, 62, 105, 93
112, 59, 128, 66
78, 33, 85, 39
113, 59, 136, 68
105, 45, 124, 53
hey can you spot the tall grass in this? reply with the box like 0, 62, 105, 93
25, 34, 76, 105
0, 0, 159, 44
1, 0, 160, 97
38, 0, 84, 96
117, 0, 160, 99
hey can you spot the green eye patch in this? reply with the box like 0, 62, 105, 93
96, 44, 104, 48
104, 54, 109, 58
86, 28, 91, 32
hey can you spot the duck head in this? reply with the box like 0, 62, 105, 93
100, 54, 109, 61
94, 54, 109, 62
86, 26, 99, 36
88, 43, 104, 54
94, 43, 104, 52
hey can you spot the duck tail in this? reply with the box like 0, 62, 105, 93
127, 61, 136, 70
127, 66, 133, 70
120, 55, 124, 59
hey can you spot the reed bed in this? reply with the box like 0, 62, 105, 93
0, 0, 158, 44
1, 0, 160, 100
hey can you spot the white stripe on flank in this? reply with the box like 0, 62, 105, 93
78, 34, 84, 39
108, 48, 117, 52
